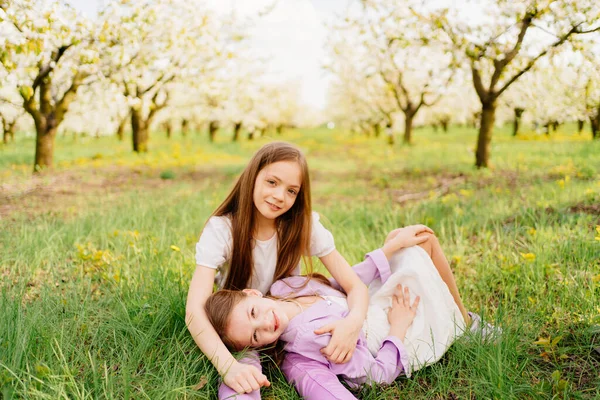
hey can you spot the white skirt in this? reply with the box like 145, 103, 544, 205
362, 246, 465, 376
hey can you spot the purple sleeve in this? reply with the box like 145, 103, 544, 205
355, 249, 391, 285
329, 249, 391, 290
282, 352, 358, 400
329, 336, 407, 386
329, 249, 392, 291
292, 331, 407, 387
218, 351, 262, 400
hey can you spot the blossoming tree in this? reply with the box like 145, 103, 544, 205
427, 0, 600, 167
0, 0, 99, 170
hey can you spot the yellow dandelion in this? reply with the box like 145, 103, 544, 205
170, 245, 181, 252
528, 228, 537, 236
520, 252, 536, 261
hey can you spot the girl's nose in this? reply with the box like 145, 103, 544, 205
273, 187, 285, 201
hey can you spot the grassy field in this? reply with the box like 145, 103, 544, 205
1, 124, 599, 399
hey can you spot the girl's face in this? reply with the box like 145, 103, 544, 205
225, 289, 289, 349
253, 161, 302, 221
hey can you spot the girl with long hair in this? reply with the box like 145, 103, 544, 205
186, 142, 426, 398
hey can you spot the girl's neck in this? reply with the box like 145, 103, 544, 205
279, 296, 322, 320
254, 211, 277, 241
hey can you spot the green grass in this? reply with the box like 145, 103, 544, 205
1, 124, 599, 399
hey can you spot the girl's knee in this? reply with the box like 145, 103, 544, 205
417, 233, 438, 254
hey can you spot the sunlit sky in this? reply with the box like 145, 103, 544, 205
67, 0, 352, 110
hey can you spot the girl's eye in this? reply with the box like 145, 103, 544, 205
251, 307, 255, 318
267, 180, 276, 186
253, 331, 258, 343
288, 189, 297, 196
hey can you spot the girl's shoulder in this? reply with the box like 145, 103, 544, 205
196, 215, 233, 266
309, 211, 336, 257
310, 211, 324, 224
203, 215, 232, 234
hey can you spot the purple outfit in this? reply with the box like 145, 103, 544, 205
219, 249, 408, 400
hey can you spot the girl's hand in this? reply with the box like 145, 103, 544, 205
222, 361, 270, 394
387, 284, 420, 341
382, 225, 434, 258
314, 316, 362, 364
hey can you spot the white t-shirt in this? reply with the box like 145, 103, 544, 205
195, 211, 335, 294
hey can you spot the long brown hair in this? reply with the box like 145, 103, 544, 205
204, 274, 334, 362
211, 141, 313, 290
204, 290, 248, 350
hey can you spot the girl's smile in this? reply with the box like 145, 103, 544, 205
253, 161, 302, 221
266, 201, 281, 211
225, 290, 298, 349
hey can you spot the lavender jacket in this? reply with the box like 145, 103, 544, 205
218, 249, 409, 400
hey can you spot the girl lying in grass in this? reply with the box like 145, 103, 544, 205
205, 228, 496, 399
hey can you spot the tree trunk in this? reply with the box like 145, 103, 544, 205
441, 119, 449, 132
165, 121, 172, 139
544, 122, 551, 136
131, 109, 149, 152
259, 127, 266, 137
591, 108, 599, 139
552, 120, 559, 132
116, 117, 126, 141
181, 119, 189, 137
372, 123, 380, 138
248, 130, 254, 140
402, 114, 414, 144
276, 124, 283, 135
513, 108, 524, 136
34, 124, 57, 171
232, 121, 242, 142
208, 120, 219, 142
475, 102, 496, 168
472, 112, 481, 129
577, 119, 584, 134
385, 123, 394, 146
0, 120, 14, 143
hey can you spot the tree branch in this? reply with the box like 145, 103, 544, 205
423, 69, 454, 108
31, 45, 72, 91
0, 97, 23, 108
379, 70, 406, 111
496, 23, 584, 98
471, 64, 487, 101
55, 72, 86, 125
147, 90, 169, 124
489, 13, 533, 91
20, 90, 42, 126
575, 25, 600, 34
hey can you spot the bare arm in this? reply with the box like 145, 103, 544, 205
321, 249, 369, 325
314, 250, 369, 364
186, 265, 269, 394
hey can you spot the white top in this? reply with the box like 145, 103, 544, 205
195, 211, 335, 294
